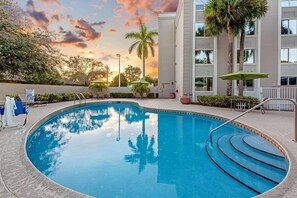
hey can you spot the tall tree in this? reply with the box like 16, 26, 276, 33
125, 65, 141, 85
238, 0, 267, 96
145, 75, 158, 87
125, 21, 158, 79
109, 73, 128, 87
205, 0, 251, 96
63, 56, 104, 85
103, 65, 112, 85
0, 0, 63, 84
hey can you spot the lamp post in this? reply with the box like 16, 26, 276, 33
116, 54, 121, 87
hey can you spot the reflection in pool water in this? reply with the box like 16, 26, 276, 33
27, 103, 266, 197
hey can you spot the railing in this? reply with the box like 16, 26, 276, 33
74, 93, 86, 104
262, 87, 297, 111
78, 93, 86, 103
209, 98, 297, 145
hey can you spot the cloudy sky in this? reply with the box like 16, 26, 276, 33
17, 0, 178, 77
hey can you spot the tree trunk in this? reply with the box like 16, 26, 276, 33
227, 29, 235, 96
142, 45, 145, 80
239, 27, 245, 96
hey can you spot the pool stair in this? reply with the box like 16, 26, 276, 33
206, 134, 288, 195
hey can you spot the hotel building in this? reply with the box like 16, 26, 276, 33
158, 0, 297, 102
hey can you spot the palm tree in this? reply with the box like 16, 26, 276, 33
125, 21, 158, 79
204, 0, 251, 96
238, 0, 268, 96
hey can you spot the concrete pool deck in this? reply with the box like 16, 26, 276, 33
0, 99, 296, 198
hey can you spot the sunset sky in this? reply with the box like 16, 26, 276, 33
17, 0, 179, 77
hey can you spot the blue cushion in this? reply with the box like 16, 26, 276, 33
14, 100, 28, 116
0, 106, 4, 116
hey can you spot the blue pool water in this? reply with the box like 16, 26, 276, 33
26, 103, 288, 198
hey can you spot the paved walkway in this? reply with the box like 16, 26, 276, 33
0, 99, 296, 198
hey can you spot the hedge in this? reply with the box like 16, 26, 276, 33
110, 92, 134, 98
197, 95, 259, 108
6, 92, 92, 103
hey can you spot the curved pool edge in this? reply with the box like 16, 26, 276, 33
21, 100, 293, 198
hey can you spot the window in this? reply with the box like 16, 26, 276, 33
281, 19, 297, 35
237, 80, 254, 91
195, 0, 209, 10
237, 49, 256, 64
195, 50, 214, 64
245, 21, 255, 35
281, 48, 297, 63
281, 76, 297, 85
195, 77, 213, 91
196, 23, 205, 37
282, 0, 297, 7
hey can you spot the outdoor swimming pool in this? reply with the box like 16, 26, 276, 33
26, 102, 288, 198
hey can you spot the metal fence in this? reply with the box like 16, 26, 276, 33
261, 87, 297, 111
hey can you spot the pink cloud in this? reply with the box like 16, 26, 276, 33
40, 0, 62, 7
69, 18, 102, 41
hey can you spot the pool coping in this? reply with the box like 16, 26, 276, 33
19, 100, 292, 198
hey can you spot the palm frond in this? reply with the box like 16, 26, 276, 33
128, 41, 140, 54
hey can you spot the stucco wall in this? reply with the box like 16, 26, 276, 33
182, 0, 194, 96
260, 0, 280, 87
0, 83, 89, 99
158, 13, 176, 98
0, 83, 158, 99
175, 0, 184, 98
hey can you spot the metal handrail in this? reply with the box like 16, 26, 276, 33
209, 98, 297, 145
78, 93, 86, 103
74, 93, 82, 104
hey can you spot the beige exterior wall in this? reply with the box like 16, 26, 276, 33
260, 0, 280, 87
158, 13, 176, 98
158, 0, 297, 100
175, 0, 185, 98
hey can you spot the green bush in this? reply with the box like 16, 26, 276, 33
197, 95, 259, 108
5, 94, 21, 100
35, 94, 48, 102
82, 92, 92, 99
147, 93, 155, 98
131, 84, 150, 98
62, 92, 75, 101
110, 92, 134, 98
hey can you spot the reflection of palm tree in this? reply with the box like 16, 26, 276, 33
195, 50, 211, 64
125, 133, 157, 174
281, 23, 292, 34
196, 27, 204, 37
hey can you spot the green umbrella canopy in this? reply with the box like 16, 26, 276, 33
90, 79, 106, 84
220, 71, 269, 80
131, 80, 150, 85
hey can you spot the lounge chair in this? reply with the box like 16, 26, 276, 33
1, 99, 29, 127
14, 100, 29, 125
0, 105, 4, 128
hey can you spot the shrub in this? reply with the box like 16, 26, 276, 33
110, 92, 134, 98
197, 95, 259, 108
5, 94, 21, 100
62, 92, 75, 101
82, 92, 92, 99
131, 84, 150, 98
35, 94, 50, 102
147, 93, 155, 98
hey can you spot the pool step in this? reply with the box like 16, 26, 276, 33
206, 133, 288, 195
243, 135, 284, 158
206, 139, 276, 194
217, 135, 286, 184
230, 135, 288, 171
